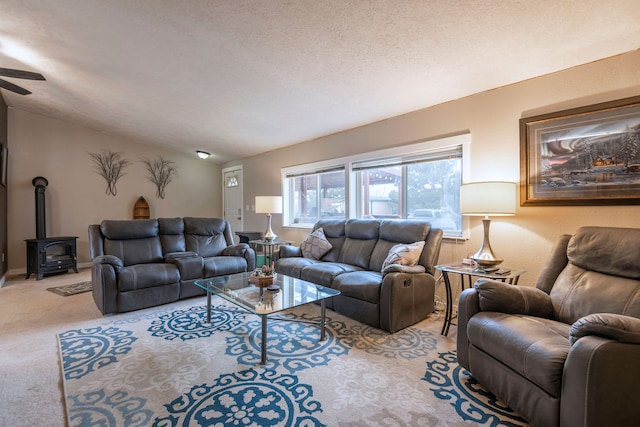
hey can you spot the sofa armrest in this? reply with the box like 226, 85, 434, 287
474, 279, 553, 318
379, 271, 435, 333
382, 264, 426, 275
570, 313, 640, 345
562, 335, 640, 427
91, 257, 121, 314
278, 245, 302, 259
92, 255, 123, 271
222, 243, 256, 271
457, 287, 481, 370
164, 251, 199, 262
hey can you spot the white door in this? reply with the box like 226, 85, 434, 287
222, 166, 243, 238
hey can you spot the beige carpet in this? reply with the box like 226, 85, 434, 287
0, 269, 102, 426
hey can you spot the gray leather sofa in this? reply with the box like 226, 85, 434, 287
88, 217, 255, 314
276, 219, 443, 332
457, 226, 640, 427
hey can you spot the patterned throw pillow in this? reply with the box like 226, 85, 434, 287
300, 227, 333, 260
382, 241, 426, 271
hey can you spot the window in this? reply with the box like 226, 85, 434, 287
282, 134, 469, 237
353, 146, 463, 237
284, 166, 345, 227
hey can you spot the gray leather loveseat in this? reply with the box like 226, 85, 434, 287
276, 219, 443, 332
88, 217, 255, 314
457, 226, 640, 427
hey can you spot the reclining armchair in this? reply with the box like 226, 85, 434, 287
457, 226, 640, 427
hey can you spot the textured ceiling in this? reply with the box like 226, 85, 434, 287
1, 1, 639, 163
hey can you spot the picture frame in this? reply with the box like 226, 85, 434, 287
0, 144, 6, 187
520, 95, 640, 206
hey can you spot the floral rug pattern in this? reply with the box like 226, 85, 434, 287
58, 298, 529, 426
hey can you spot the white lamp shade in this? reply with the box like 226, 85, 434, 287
255, 196, 283, 214
460, 181, 516, 216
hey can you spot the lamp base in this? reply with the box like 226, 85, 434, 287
263, 213, 277, 241
470, 218, 503, 268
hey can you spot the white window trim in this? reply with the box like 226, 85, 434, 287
282, 133, 471, 234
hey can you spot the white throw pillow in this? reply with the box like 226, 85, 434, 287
382, 241, 425, 271
300, 227, 333, 260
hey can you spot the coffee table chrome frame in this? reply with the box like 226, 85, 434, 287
205, 291, 330, 365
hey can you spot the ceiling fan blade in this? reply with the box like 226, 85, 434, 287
0, 68, 46, 80
0, 78, 32, 95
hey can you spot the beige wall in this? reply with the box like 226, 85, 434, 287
226, 49, 640, 285
7, 110, 221, 272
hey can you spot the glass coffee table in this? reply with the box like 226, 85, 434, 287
194, 272, 340, 365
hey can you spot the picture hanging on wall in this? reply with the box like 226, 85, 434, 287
520, 96, 640, 206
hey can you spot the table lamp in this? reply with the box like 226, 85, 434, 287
255, 196, 283, 241
460, 181, 516, 269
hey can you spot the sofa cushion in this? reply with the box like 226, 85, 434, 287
468, 312, 570, 397
117, 263, 180, 291
567, 226, 640, 280
550, 264, 640, 325
184, 217, 229, 257
159, 217, 186, 253
331, 271, 382, 304
276, 257, 322, 279
300, 262, 362, 287
313, 219, 346, 262
104, 236, 163, 266
300, 227, 333, 260
101, 219, 158, 240
203, 256, 248, 278
381, 241, 425, 271
475, 279, 554, 318
338, 219, 379, 269
369, 220, 430, 271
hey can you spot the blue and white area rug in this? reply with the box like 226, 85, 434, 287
58, 298, 528, 426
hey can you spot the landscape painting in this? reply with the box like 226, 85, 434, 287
520, 96, 640, 206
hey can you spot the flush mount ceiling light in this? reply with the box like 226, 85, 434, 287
196, 150, 210, 159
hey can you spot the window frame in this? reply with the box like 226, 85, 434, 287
281, 133, 471, 238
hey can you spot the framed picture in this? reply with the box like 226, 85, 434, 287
0, 144, 6, 187
520, 96, 640, 206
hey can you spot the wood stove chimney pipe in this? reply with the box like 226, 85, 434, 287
32, 176, 48, 239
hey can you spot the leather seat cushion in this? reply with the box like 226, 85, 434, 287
331, 271, 382, 304
203, 256, 248, 277
300, 262, 362, 287
276, 257, 322, 279
467, 312, 571, 397
118, 263, 180, 292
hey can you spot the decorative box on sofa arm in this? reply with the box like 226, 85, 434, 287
276, 218, 443, 333
457, 226, 640, 427
88, 217, 255, 315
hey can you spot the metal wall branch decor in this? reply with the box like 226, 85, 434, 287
88, 149, 131, 196
520, 96, 640, 206
141, 156, 178, 199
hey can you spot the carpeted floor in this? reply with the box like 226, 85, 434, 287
57, 298, 528, 426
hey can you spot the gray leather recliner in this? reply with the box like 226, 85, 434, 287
457, 226, 640, 427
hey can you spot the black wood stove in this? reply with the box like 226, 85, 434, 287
25, 176, 78, 280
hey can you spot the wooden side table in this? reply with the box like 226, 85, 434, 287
434, 263, 526, 336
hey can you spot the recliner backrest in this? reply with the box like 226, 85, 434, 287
369, 220, 433, 272
158, 217, 186, 253
338, 219, 379, 269
313, 219, 346, 262
183, 217, 231, 257
100, 219, 163, 266
548, 226, 640, 324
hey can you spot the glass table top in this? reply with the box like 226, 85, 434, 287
194, 271, 340, 315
